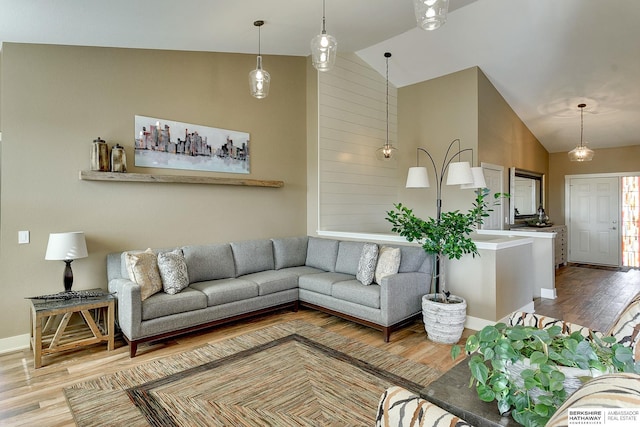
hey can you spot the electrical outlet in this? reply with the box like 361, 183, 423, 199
18, 230, 30, 244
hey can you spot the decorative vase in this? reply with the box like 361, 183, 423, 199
90, 137, 110, 171
422, 293, 467, 344
110, 144, 127, 172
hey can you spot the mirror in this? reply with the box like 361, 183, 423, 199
509, 167, 544, 225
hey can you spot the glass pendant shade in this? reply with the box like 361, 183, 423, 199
413, 0, 449, 31
445, 161, 473, 185
568, 103, 595, 162
406, 166, 430, 188
568, 145, 595, 162
460, 166, 487, 189
376, 144, 397, 161
249, 55, 270, 99
249, 20, 269, 99
311, 0, 337, 72
311, 32, 337, 72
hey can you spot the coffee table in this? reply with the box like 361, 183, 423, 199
420, 358, 518, 427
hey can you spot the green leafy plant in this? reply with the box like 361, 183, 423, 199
451, 323, 640, 427
386, 188, 506, 297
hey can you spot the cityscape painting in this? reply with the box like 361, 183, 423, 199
134, 115, 250, 174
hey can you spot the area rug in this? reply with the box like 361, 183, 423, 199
64, 321, 442, 426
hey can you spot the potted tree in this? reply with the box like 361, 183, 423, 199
386, 188, 503, 343
451, 323, 640, 427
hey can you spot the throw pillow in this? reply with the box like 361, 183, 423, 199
125, 248, 163, 301
375, 246, 401, 284
356, 243, 379, 285
157, 248, 189, 295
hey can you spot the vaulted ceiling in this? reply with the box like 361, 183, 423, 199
1, 0, 638, 153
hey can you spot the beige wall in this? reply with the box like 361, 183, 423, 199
477, 68, 548, 225
548, 145, 640, 223
0, 43, 307, 340
397, 67, 479, 220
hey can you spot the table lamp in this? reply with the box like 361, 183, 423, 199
45, 231, 88, 292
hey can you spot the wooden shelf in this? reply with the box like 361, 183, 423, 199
79, 170, 284, 188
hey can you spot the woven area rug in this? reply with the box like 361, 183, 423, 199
64, 321, 442, 426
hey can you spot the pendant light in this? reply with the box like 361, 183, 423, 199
311, 0, 337, 72
249, 20, 270, 99
413, 0, 449, 31
376, 52, 397, 161
568, 103, 595, 162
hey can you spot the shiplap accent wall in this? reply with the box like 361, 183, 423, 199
317, 53, 398, 232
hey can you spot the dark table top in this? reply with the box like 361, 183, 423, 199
420, 358, 518, 427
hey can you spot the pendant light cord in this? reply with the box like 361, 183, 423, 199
580, 105, 584, 148
322, 0, 327, 34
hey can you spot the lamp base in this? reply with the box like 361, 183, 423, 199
63, 260, 74, 292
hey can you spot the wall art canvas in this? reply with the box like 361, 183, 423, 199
134, 115, 250, 174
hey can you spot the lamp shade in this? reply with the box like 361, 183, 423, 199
406, 167, 430, 188
311, 33, 337, 72
45, 232, 88, 261
568, 144, 595, 162
460, 167, 487, 189
249, 56, 270, 99
445, 161, 473, 185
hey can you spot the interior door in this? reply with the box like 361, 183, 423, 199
481, 163, 505, 230
568, 176, 620, 266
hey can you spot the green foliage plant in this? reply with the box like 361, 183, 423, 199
386, 188, 505, 298
450, 323, 640, 427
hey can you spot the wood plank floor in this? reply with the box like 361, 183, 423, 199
1, 264, 638, 426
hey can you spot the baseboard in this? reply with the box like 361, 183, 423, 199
540, 288, 557, 299
0, 333, 30, 355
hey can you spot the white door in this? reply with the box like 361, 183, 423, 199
481, 163, 505, 230
568, 176, 620, 266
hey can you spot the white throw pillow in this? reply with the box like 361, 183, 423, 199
356, 243, 379, 285
125, 248, 163, 301
375, 246, 401, 284
157, 248, 189, 295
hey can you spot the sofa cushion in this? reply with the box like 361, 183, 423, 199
183, 244, 235, 283
240, 270, 299, 296
356, 243, 378, 285
375, 246, 401, 284
231, 239, 275, 277
332, 280, 380, 309
190, 278, 259, 306
141, 287, 207, 320
272, 236, 308, 270
298, 272, 354, 295
157, 248, 189, 295
335, 241, 366, 275
305, 237, 339, 272
125, 249, 163, 301
608, 293, 640, 360
397, 245, 428, 273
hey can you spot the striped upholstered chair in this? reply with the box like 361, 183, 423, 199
546, 373, 640, 427
508, 292, 640, 361
375, 386, 472, 427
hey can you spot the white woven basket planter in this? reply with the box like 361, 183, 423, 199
422, 293, 467, 344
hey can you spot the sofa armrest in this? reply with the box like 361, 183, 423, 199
109, 278, 142, 341
379, 272, 430, 326
376, 386, 470, 427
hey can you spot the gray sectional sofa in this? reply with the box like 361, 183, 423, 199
107, 236, 432, 357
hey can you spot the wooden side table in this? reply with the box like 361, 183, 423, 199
28, 290, 115, 368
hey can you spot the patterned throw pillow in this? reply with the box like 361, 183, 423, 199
608, 293, 640, 360
375, 246, 401, 284
157, 248, 190, 295
356, 243, 379, 285
125, 248, 163, 301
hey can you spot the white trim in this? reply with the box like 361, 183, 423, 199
541, 287, 557, 299
0, 333, 30, 355
317, 230, 408, 244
